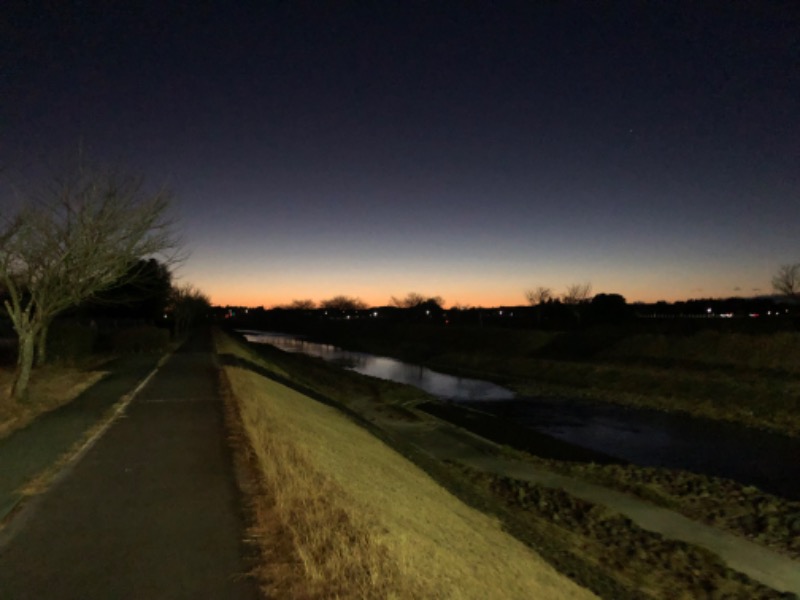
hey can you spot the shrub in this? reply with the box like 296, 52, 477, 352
48, 322, 97, 363
109, 325, 170, 354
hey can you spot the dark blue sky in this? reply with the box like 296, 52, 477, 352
3, 1, 798, 306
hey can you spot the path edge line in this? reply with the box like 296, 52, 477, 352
61, 352, 172, 469
0, 351, 173, 538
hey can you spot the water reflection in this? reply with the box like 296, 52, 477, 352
464, 397, 800, 499
243, 331, 515, 401
243, 330, 800, 498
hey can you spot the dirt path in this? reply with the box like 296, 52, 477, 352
0, 330, 259, 599
385, 414, 800, 597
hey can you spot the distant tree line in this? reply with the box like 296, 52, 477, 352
219, 262, 799, 335
274, 292, 446, 318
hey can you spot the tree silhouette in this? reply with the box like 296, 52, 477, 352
562, 283, 592, 305
773, 264, 799, 300
525, 286, 553, 306
286, 299, 316, 310
586, 293, 630, 324
390, 292, 444, 309
320, 295, 367, 311
170, 284, 210, 338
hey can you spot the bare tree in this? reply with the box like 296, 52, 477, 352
320, 295, 367, 311
390, 292, 425, 308
562, 283, 592, 305
286, 299, 316, 310
1, 164, 180, 401
170, 284, 210, 338
390, 292, 444, 309
524, 286, 553, 306
772, 264, 800, 300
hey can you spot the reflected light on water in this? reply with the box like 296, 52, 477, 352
242, 331, 515, 401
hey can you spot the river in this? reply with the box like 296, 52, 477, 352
243, 330, 800, 500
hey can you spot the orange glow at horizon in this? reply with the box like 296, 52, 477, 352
183, 248, 775, 310
204, 284, 756, 309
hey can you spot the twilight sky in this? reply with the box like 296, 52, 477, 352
2, 1, 799, 307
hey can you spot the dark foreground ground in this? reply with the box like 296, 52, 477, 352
0, 330, 259, 599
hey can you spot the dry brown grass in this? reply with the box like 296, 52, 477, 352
216, 332, 596, 600
0, 361, 108, 439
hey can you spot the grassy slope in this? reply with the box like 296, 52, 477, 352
215, 331, 597, 600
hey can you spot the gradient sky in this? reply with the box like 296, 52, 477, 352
3, 2, 799, 307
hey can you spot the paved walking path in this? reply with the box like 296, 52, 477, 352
0, 354, 161, 522
0, 330, 259, 599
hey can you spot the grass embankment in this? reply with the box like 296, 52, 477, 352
218, 331, 797, 599
215, 331, 596, 600
0, 361, 108, 439
313, 323, 800, 436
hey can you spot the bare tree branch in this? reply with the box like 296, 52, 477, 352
285, 299, 316, 310
562, 282, 592, 305
524, 286, 553, 306
320, 295, 367, 311
390, 293, 444, 309
0, 162, 182, 401
773, 264, 800, 300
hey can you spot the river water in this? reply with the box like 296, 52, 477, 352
243, 330, 800, 499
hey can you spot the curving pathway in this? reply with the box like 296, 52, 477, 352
398, 419, 800, 597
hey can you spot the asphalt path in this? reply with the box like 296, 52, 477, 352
0, 354, 160, 521
0, 329, 259, 599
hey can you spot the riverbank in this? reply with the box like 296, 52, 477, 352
416, 399, 800, 560
215, 330, 597, 599
223, 329, 800, 598
293, 321, 800, 437
513, 455, 800, 561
